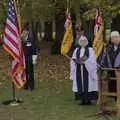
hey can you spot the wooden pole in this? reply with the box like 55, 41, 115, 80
67, 0, 70, 12
115, 70, 120, 117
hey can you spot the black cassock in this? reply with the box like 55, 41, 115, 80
72, 47, 98, 104
98, 44, 120, 93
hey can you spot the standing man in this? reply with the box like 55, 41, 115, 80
98, 31, 120, 93
70, 36, 98, 105
98, 31, 120, 68
21, 23, 37, 91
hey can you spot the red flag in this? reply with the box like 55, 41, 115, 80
3, 0, 26, 88
94, 9, 102, 36
64, 8, 71, 30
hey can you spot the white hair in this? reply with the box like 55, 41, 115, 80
78, 36, 88, 47
111, 31, 120, 38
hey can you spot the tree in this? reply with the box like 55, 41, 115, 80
1, 0, 120, 29
0, 0, 120, 51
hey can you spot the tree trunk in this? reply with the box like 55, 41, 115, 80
44, 21, 53, 41
51, 19, 64, 54
111, 15, 120, 33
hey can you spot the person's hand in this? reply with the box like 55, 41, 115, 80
32, 55, 38, 65
73, 58, 84, 64
80, 56, 88, 61
73, 56, 88, 64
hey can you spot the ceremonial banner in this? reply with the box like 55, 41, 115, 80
61, 10, 73, 56
93, 10, 104, 59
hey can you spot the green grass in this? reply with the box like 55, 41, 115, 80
0, 43, 119, 120
0, 80, 119, 120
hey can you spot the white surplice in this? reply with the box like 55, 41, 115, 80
70, 47, 98, 92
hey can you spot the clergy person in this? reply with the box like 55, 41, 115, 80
70, 36, 98, 105
98, 31, 120, 93
98, 31, 120, 68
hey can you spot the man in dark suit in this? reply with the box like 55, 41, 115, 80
22, 24, 37, 91
98, 31, 120, 94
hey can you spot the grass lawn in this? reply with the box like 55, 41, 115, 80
0, 42, 119, 120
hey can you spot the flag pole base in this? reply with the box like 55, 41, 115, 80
1, 98, 23, 106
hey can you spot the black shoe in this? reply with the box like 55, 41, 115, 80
75, 97, 80, 100
74, 92, 80, 100
29, 88, 34, 91
79, 101, 91, 105
85, 101, 92, 105
79, 101, 86, 105
24, 86, 28, 90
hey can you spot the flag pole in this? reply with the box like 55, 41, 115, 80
12, 0, 23, 104
12, 82, 23, 104
1, 0, 23, 106
12, 82, 16, 100
66, 0, 70, 13
1, 71, 20, 106
67, 0, 70, 9
1, 64, 22, 106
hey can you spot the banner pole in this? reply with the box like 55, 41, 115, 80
12, 82, 16, 100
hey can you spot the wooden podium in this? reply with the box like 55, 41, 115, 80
97, 67, 120, 116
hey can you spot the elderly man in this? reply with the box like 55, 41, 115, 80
99, 31, 120, 68
70, 36, 98, 105
98, 31, 120, 93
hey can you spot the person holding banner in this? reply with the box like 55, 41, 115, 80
70, 36, 98, 105
21, 23, 37, 91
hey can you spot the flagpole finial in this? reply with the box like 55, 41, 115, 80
67, 0, 70, 11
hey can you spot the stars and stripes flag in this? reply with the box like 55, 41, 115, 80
3, 0, 26, 88
61, 9, 73, 56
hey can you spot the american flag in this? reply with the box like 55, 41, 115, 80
94, 9, 102, 36
3, 0, 26, 88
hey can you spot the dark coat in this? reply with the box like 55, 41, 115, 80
22, 29, 36, 60
98, 44, 120, 68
